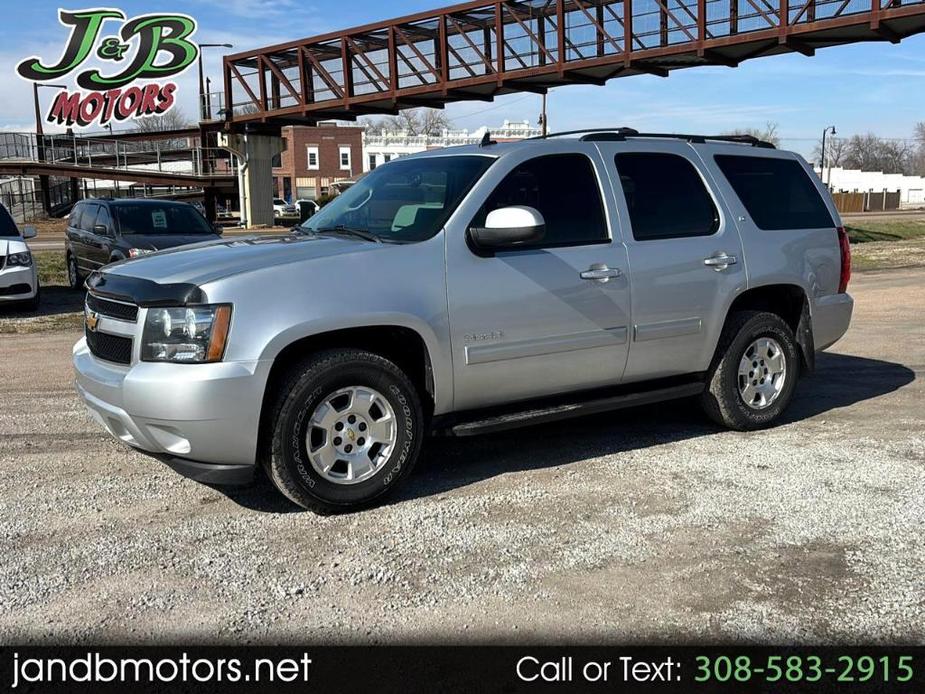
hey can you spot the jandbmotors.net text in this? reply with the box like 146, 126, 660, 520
11, 651, 312, 688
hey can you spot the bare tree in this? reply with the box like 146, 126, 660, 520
362, 109, 451, 136
841, 133, 911, 174
813, 136, 848, 169
726, 121, 780, 147
417, 109, 451, 136
134, 108, 192, 133
911, 122, 925, 175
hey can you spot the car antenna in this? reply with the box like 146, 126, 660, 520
479, 130, 496, 148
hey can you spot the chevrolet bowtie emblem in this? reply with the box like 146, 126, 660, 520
85, 311, 100, 332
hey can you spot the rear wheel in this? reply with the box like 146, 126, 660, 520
700, 311, 800, 430
264, 349, 424, 514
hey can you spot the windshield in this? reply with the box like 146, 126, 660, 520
300, 155, 494, 243
114, 204, 214, 235
0, 205, 19, 237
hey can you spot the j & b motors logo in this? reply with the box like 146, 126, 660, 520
16, 7, 200, 128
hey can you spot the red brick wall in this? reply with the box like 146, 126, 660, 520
272, 124, 363, 199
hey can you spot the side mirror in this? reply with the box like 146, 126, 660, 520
213, 224, 224, 235
21, 225, 37, 240
93, 224, 112, 237
468, 206, 546, 251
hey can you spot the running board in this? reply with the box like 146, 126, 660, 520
439, 381, 705, 437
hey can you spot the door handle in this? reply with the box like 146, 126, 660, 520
703, 252, 738, 271
580, 264, 622, 282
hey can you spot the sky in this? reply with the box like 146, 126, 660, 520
2, 0, 925, 159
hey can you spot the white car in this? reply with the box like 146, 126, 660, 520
272, 198, 297, 217
0, 204, 39, 311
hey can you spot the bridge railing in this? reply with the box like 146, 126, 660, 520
223, 0, 925, 124
0, 132, 235, 179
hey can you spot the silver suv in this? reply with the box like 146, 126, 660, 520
74, 130, 853, 513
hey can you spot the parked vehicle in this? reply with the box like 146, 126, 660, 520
74, 130, 853, 513
65, 198, 222, 289
0, 204, 39, 311
273, 198, 297, 218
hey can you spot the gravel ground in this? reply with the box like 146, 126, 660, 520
0, 269, 922, 645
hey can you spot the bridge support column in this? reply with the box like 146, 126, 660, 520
217, 132, 284, 228
203, 187, 217, 223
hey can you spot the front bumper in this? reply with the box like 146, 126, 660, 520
0, 264, 37, 302
73, 337, 270, 484
813, 292, 854, 351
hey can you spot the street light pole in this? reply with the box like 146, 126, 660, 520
821, 125, 836, 190
197, 43, 234, 122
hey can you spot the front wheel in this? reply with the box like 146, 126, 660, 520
700, 311, 800, 430
67, 254, 83, 290
264, 349, 424, 514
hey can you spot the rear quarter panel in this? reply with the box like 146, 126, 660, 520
694, 146, 843, 304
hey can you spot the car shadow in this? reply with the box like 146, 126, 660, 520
221, 352, 915, 513
0, 286, 84, 317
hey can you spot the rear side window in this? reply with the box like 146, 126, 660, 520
615, 153, 719, 241
473, 153, 608, 247
714, 155, 834, 230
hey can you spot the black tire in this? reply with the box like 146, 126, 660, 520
700, 311, 800, 431
264, 349, 424, 514
67, 253, 83, 290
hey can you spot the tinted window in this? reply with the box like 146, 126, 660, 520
715, 155, 834, 230
0, 204, 18, 237
95, 206, 113, 234
79, 205, 100, 232
615, 153, 719, 241
68, 205, 83, 230
114, 204, 214, 235
472, 153, 608, 247
302, 156, 494, 243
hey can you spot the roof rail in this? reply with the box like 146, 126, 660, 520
530, 128, 776, 149
527, 127, 639, 141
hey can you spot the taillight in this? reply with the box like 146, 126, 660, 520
836, 226, 851, 294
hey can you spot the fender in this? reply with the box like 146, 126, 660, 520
258, 312, 451, 414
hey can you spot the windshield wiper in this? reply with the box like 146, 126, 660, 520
314, 225, 382, 243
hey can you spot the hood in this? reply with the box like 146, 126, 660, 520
104, 233, 387, 285
121, 233, 222, 251
0, 237, 28, 256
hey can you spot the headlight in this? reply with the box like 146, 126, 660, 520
141, 304, 232, 363
6, 251, 33, 267
129, 248, 154, 258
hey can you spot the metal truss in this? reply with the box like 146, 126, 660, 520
222, 0, 925, 127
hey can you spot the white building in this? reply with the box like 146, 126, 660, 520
363, 120, 543, 172
816, 166, 925, 207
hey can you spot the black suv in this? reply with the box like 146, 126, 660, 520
66, 198, 222, 289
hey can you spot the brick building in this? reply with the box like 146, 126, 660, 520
272, 123, 363, 202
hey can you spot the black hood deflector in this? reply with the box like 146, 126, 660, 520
86, 272, 208, 307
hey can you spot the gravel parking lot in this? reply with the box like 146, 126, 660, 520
0, 269, 922, 645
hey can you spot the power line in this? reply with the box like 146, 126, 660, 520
449, 94, 538, 123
